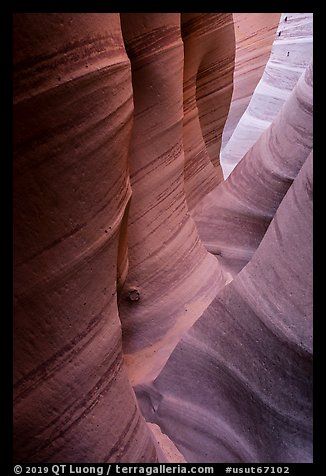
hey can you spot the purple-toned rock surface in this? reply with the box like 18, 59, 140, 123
221, 13, 281, 150
13, 12, 313, 464
193, 62, 313, 276
136, 152, 313, 462
221, 13, 313, 178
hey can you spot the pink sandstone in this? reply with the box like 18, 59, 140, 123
13, 13, 313, 464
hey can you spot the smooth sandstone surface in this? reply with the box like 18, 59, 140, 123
182, 13, 235, 209
13, 13, 158, 463
193, 62, 313, 276
148, 423, 187, 463
137, 152, 313, 463
13, 12, 313, 464
221, 13, 281, 149
118, 13, 230, 386
221, 13, 313, 178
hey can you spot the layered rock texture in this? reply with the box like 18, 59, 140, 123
221, 13, 281, 148
118, 13, 230, 387
181, 13, 235, 209
13, 13, 159, 463
221, 13, 313, 177
13, 13, 313, 464
138, 151, 313, 462
193, 61, 313, 275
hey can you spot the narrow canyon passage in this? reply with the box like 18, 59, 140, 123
193, 62, 313, 275
13, 12, 313, 464
137, 152, 313, 462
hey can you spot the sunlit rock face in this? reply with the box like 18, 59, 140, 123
221, 13, 313, 178
13, 12, 313, 464
193, 62, 313, 276
221, 13, 281, 149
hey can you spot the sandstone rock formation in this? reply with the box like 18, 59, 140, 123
181, 13, 235, 210
13, 13, 159, 463
13, 12, 313, 464
118, 13, 230, 387
221, 12, 313, 178
137, 151, 313, 463
192, 13, 236, 166
221, 13, 281, 149
193, 61, 313, 275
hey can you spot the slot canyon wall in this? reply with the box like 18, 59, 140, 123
220, 13, 281, 150
13, 13, 313, 463
221, 13, 313, 178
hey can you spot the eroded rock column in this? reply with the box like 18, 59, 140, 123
118, 13, 229, 386
221, 13, 313, 178
181, 13, 235, 209
13, 13, 158, 463
193, 62, 313, 275
221, 13, 280, 149
137, 152, 313, 463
